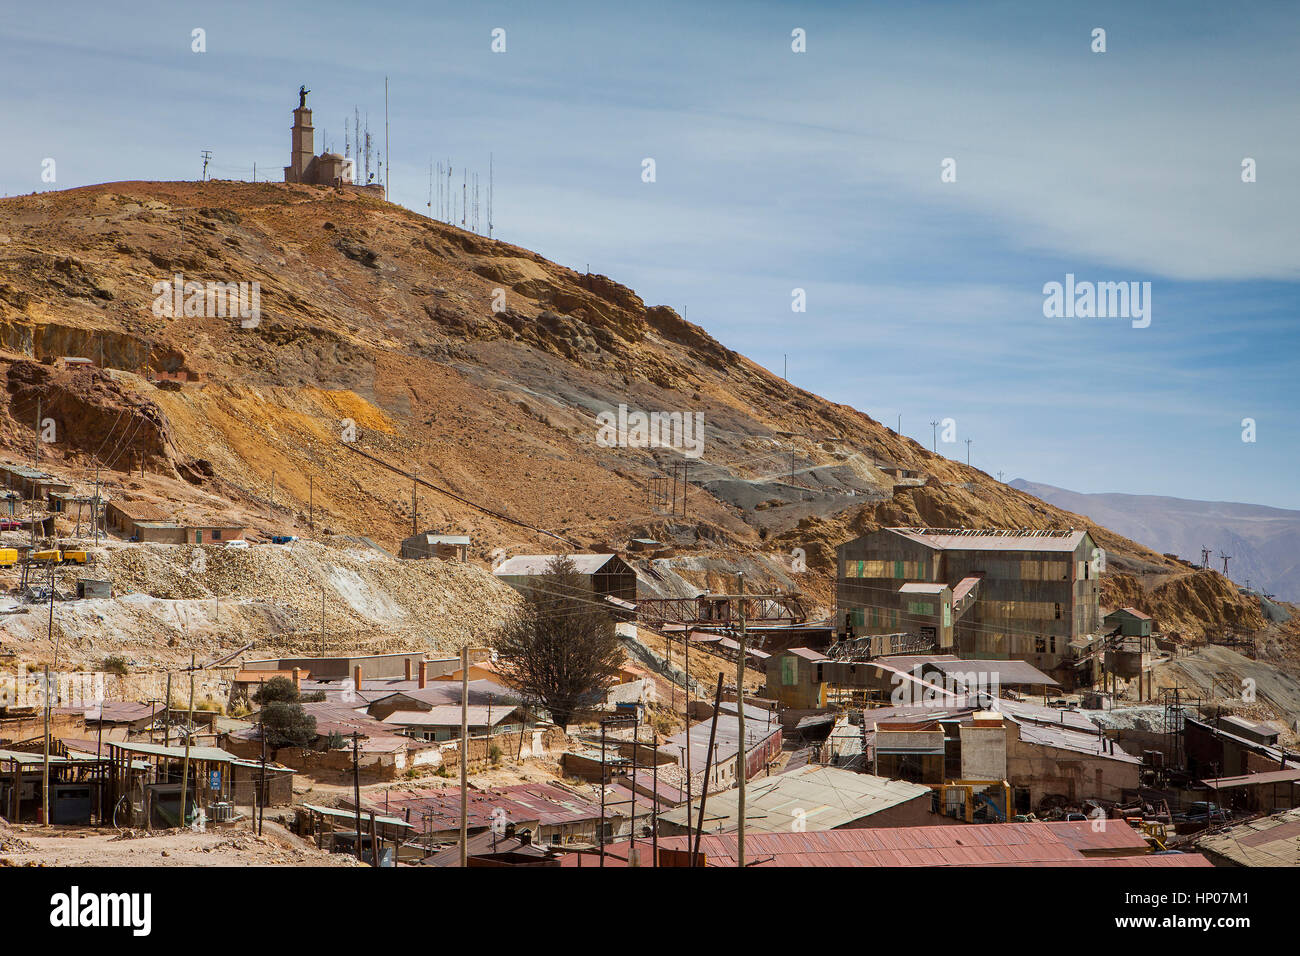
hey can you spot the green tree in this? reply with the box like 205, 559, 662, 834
252, 676, 299, 705
490, 555, 624, 727
260, 700, 317, 749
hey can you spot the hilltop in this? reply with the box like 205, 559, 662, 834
0, 180, 1285, 650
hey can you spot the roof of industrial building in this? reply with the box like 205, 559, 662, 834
361, 783, 605, 832
381, 705, 519, 727
927, 658, 1060, 687
1197, 807, 1300, 866
899, 582, 949, 594
659, 710, 781, 769
784, 646, 828, 662
658, 820, 1209, 867
853, 696, 1140, 764
884, 528, 1089, 552
1197, 768, 1300, 789
656, 766, 931, 834
493, 554, 621, 576
1108, 606, 1152, 620
404, 533, 471, 545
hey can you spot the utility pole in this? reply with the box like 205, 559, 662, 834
1220, 553, 1232, 576
42, 664, 50, 826
200, 150, 211, 181
929, 420, 939, 452
459, 644, 469, 866
351, 732, 363, 861
179, 654, 195, 830
411, 474, 418, 536
735, 571, 746, 869
309, 474, 314, 530
163, 672, 172, 747
384, 77, 390, 198
997, 471, 1005, 483
965, 438, 973, 466
691, 674, 724, 867
259, 708, 267, 835
1201, 547, 1212, 569
34, 397, 40, 468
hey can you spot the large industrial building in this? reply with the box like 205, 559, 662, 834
835, 528, 1103, 685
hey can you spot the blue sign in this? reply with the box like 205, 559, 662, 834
209, 770, 222, 790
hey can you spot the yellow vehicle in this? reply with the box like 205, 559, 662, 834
0, 548, 18, 568
61, 550, 88, 565
31, 549, 61, 563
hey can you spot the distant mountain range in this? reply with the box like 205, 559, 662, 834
1009, 480, 1300, 603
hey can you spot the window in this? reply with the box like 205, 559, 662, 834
212, 529, 222, 540
1055, 603, 1062, 620
1035, 636, 1046, 653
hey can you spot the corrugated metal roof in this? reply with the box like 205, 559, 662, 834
886, 528, 1088, 553
361, 783, 604, 832
494, 554, 619, 576
929, 658, 1059, 687
659, 820, 1171, 867
899, 582, 948, 594
657, 766, 930, 834
1197, 807, 1300, 866
1198, 769, 1300, 788
105, 741, 235, 762
382, 705, 518, 727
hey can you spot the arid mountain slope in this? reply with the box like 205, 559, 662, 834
0, 180, 1277, 640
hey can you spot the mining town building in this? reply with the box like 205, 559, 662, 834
493, 553, 637, 605
836, 528, 1102, 684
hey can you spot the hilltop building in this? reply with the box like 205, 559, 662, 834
282, 86, 379, 195
835, 528, 1102, 684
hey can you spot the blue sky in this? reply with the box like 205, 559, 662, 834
3, 1, 1299, 507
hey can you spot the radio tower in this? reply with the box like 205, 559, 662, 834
1219, 553, 1232, 576
1200, 547, 1212, 569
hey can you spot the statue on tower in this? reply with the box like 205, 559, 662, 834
298, 85, 310, 109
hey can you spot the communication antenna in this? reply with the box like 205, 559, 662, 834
1219, 553, 1231, 576
364, 122, 372, 184
964, 438, 973, 466
929, 419, 939, 451
488, 152, 494, 238
446, 162, 452, 221
462, 171, 467, 228
427, 158, 433, 216
1200, 546, 1212, 569
200, 150, 212, 181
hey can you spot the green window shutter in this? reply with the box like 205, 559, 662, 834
894, 560, 904, 578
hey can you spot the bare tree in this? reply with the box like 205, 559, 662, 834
490, 555, 624, 728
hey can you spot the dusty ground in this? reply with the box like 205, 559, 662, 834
0, 818, 360, 867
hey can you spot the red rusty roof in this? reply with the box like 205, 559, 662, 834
361, 782, 604, 833
654, 820, 1195, 867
